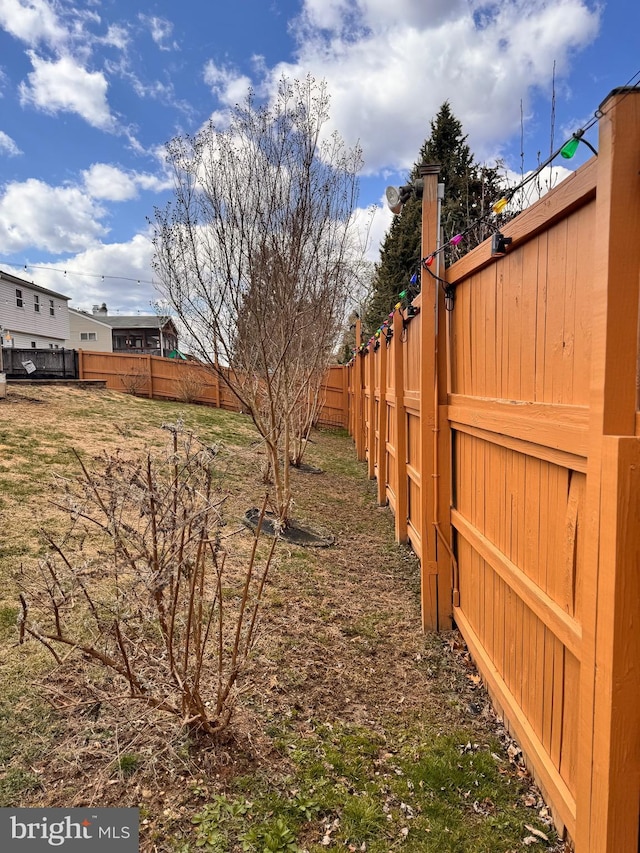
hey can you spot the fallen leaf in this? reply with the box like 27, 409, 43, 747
525, 825, 549, 842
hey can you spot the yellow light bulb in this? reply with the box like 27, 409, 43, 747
492, 197, 509, 214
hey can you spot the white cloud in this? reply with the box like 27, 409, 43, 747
23, 233, 158, 313
82, 162, 173, 200
0, 130, 21, 156
82, 163, 137, 201
504, 163, 575, 209
299, 0, 462, 34
268, 0, 600, 174
203, 61, 252, 107
139, 14, 178, 51
0, 0, 67, 48
19, 51, 114, 130
102, 23, 130, 51
0, 177, 106, 253
359, 200, 393, 263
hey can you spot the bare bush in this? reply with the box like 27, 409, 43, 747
175, 365, 207, 404
120, 364, 149, 396
17, 425, 277, 738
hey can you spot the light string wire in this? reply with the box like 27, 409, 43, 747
348, 71, 640, 363
421, 69, 640, 270
0, 263, 156, 286
1, 72, 638, 363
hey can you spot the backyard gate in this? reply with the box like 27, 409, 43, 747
348, 88, 640, 852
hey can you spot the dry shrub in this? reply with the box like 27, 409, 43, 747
175, 365, 207, 404
121, 364, 149, 396
17, 423, 277, 738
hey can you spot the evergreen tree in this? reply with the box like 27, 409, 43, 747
364, 102, 508, 335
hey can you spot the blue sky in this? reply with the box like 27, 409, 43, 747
0, 0, 637, 314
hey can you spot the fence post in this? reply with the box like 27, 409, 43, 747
576, 87, 640, 853
367, 349, 376, 479
77, 348, 84, 380
391, 307, 408, 543
341, 363, 348, 429
376, 339, 388, 506
418, 164, 446, 631
353, 319, 366, 461
147, 354, 153, 399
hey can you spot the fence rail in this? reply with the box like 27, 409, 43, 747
346, 89, 640, 852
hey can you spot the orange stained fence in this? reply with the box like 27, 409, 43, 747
78, 351, 348, 428
346, 88, 640, 853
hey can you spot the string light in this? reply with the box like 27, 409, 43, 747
560, 135, 581, 159
1, 261, 155, 286
492, 196, 510, 214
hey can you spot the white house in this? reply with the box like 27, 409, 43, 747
0, 269, 70, 349
67, 308, 113, 352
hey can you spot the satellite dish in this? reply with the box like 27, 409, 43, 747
385, 186, 403, 214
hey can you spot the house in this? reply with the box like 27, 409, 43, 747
86, 303, 178, 357
67, 308, 113, 352
0, 269, 70, 350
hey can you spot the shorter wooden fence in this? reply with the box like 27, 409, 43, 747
77, 351, 349, 429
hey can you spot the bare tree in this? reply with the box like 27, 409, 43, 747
152, 76, 363, 524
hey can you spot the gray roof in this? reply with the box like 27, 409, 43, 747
68, 308, 113, 329
103, 315, 177, 333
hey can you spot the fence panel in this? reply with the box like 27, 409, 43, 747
345, 90, 640, 851
3, 347, 78, 379
316, 364, 348, 428
403, 308, 421, 555
447, 166, 596, 838
78, 351, 346, 425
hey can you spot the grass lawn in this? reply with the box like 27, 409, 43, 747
0, 385, 563, 852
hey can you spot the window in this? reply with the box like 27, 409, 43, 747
16, 289, 23, 308
49, 343, 54, 349
49, 299, 55, 316
80, 332, 97, 341
31, 341, 36, 348
34, 294, 40, 312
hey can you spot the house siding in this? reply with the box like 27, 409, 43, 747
67, 310, 113, 352
0, 273, 70, 348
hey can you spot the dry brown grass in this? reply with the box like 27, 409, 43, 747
0, 384, 562, 853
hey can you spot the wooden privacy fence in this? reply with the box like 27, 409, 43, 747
78, 351, 348, 428
347, 89, 640, 852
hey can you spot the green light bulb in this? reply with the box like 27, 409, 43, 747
561, 137, 580, 159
